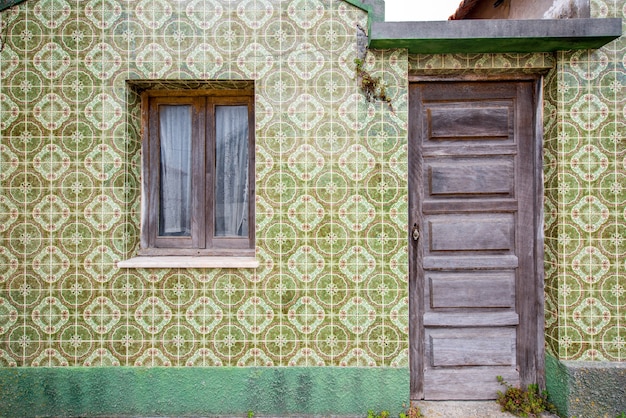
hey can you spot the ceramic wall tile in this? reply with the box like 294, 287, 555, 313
1, 0, 624, 369
0, 0, 413, 367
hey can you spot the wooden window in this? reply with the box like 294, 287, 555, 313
139, 89, 255, 257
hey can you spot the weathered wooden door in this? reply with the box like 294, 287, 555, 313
408, 80, 543, 400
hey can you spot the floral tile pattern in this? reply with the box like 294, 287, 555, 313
545, 3, 626, 361
0, 0, 624, 371
0, 0, 411, 367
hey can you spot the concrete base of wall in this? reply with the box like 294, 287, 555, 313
0, 367, 409, 417
546, 353, 626, 417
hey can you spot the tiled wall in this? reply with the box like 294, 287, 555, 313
408, 1, 625, 365
542, 0, 625, 362
0, 0, 409, 367
1, 0, 624, 372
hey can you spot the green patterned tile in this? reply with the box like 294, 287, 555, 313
1, 0, 624, 369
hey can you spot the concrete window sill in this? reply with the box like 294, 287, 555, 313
117, 256, 259, 269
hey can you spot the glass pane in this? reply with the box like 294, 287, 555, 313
214, 105, 249, 237
159, 105, 192, 237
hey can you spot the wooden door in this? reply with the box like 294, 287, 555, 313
408, 80, 543, 400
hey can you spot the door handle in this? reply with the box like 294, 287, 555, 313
412, 223, 420, 241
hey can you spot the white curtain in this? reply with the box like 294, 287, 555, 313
215, 105, 249, 237
159, 105, 192, 236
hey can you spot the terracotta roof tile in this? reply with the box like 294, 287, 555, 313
448, 0, 482, 20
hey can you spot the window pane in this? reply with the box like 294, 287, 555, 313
215, 105, 249, 237
159, 105, 192, 237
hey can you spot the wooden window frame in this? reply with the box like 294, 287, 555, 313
139, 89, 255, 257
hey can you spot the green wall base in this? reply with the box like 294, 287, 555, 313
546, 353, 626, 418
0, 367, 410, 417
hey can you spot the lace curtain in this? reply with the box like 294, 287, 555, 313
158, 104, 248, 238
159, 105, 192, 236
215, 105, 249, 237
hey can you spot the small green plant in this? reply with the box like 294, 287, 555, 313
246, 411, 254, 418
496, 375, 555, 417
399, 401, 424, 418
354, 58, 393, 111
367, 402, 423, 418
616, 413, 626, 418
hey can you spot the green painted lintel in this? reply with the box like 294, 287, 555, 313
369, 18, 622, 54
0, 366, 410, 417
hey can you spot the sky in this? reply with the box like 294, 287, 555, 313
384, 0, 462, 21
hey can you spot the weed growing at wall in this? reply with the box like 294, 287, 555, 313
354, 58, 394, 111
496, 376, 555, 417
399, 402, 424, 418
366, 402, 423, 418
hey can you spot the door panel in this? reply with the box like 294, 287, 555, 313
426, 271, 515, 309
427, 105, 511, 139
427, 158, 515, 197
426, 214, 515, 252
426, 328, 516, 367
409, 80, 540, 400
422, 368, 520, 400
